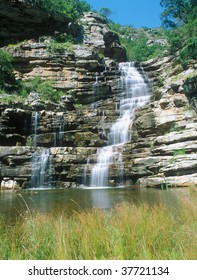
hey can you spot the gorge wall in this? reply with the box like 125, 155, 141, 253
0, 3, 197, 189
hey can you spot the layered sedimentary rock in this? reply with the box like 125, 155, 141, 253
0, 11, 125, 189
1, 61, 197, 189
123, 91, 197, 188
0, 0, 71, 46
0, 9, 197, 189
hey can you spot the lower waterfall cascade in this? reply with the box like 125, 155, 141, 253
31, 148, 53, 189
88, 62, 152, 188
29, 62, 151, 189
30, 111, 51, 189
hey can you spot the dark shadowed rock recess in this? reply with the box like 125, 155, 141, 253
0, 2, 197, 189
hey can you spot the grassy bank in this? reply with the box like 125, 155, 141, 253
0, 190, 196, 260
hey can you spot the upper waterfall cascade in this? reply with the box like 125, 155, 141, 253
89, 62, 151, 188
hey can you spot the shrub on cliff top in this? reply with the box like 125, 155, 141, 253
35, 0, 91, 20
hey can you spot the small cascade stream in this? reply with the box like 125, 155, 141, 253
30, 112, 54, 189
89, 62, 151, 188
53, 116, 65, 147
31, 111, 39, 147
31, 149, 52, 189
93, 72, 100, 96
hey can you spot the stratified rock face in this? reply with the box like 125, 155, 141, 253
122, 91, 197, 188
0, 7, 197, 189
7, 12, 126, 106
0, 9, 127, 189
0, 0, 70, 46
0, 80, 122, 189
80, 12, 126, 62
1, 64, 197, 189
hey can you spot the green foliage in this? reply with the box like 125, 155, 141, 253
120, 36, 166, 62
21, 76, 64, 102
0, 49, 14, 89
178, 37, 197, 67
0, 93, 26, 104
108, 22, 135, 37
169, 148, 186, 164
73, 103, 83, 110
26, 136, 33, 146
161, 182, 170, 190
161, 1, 197, 67
35, 0, 91, 20
98, 7, 113, 20
173, 149, 186, 156
47, 41, 74, 54
160, 0, 197, 28
109, 23, 167, 62
31, 76, 63, 102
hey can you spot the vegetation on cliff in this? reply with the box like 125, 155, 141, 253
0, 49, 14, 89
160, 0, 197, 28
18, 76, 64, 102
108, 23, 167, 62
0, 0, 196, 99
24, 0, 91, 20
106, 0, 196, 64
160, 0, 197, 67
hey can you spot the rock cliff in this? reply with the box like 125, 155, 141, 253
0, 10, 126, 189
0, 3, 197, 189
0, 0, 71, 46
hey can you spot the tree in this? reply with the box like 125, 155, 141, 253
160, 0, 197, 28
35, 0, 91, 20
99, 7, 113, 20
160, 0, 197, 67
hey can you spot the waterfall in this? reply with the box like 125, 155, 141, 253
30, 111, 54, 189
31, 111, 39, 147
58, 117, 64, 147
53, 117, 64, 147
31, 149, 53, 189
89, 62, 151, 188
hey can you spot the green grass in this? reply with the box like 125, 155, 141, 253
0, 191, 196, 260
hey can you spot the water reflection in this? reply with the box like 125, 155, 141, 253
0, 187, 188, 223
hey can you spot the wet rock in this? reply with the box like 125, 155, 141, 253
1, 179, 18, 189
139, 173, 197, 188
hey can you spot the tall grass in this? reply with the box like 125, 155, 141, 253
0, 190, 196, 260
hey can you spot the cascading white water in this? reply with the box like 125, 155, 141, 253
31, 149, 52, 189
90, 62, 151, 188
93, 72, 100, 97
30, 111, 54, 189
31, 111, 39, 147
53, 117, 65, 147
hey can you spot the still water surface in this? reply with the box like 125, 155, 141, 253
0, 187, 187, 223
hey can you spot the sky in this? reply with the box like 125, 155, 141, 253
85, 0, 164, 28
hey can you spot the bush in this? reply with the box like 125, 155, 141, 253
161, 1, 197, 67
178, 37, 197, 67
47, 41, 74, 54
120, 37, 166, 62
0, 49, 14, 89
166, 18, 197, 67
22, 76, 64, 102
109, 23, 167, 62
